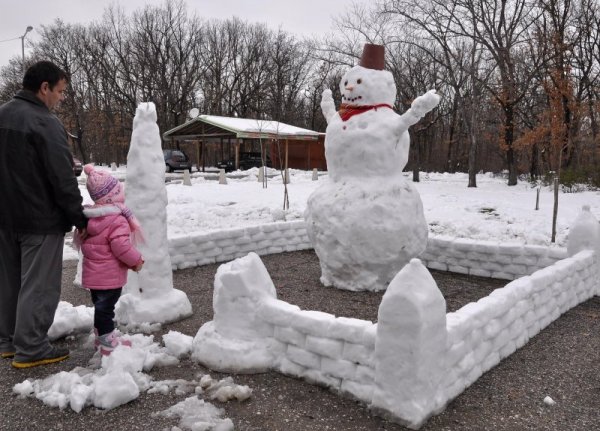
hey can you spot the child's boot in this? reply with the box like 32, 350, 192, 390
97, 331, 132, 356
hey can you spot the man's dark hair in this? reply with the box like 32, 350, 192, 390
22, 61, 69, 92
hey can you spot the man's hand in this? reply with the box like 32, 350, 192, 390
78, 227, 88, 241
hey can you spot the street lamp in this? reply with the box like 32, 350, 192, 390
20, 25, 33, 71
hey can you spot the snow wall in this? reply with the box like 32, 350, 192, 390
168, 220, 567, 280
191, 210, 599, 429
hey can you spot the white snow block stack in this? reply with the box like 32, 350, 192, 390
567, 205, 600, 259
567, 204, 600, 296
116, 102, 192, 325
371, 259, 447, 429
192, 252, 278, 372
219, 169, 227, 185
183, 169, 192, 186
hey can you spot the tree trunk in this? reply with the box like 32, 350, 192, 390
467, 128, 477, 188
412, 135, 420, 182
505, 106, 518, 186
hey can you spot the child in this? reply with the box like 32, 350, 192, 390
78, 164, 144, 356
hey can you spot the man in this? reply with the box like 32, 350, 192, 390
0, 61, 87, 368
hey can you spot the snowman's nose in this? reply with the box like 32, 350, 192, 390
345, 85, 354, 91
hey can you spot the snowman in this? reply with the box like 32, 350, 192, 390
304, 43, 440, 291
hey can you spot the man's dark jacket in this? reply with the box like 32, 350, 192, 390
0, 90, 86, 234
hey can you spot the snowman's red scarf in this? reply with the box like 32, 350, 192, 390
338, 103, 393, 121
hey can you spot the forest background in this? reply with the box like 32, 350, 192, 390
1, 0, 599, 188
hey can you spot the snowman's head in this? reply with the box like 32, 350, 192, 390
339, 65, 396, 106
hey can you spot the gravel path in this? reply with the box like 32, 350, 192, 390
1, 250, 599, 430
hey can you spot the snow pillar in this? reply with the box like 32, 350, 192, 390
183, 169, 192, 186
219, 169, 227, 184
111, 162, 117, 171
312, 168, 318, 181
115, 102, 192, 325
371, 259, 447, 429
192, 252, 277, 372
567, 205, 600, 257
257, 167, 264, 183
566, 205, 600, 295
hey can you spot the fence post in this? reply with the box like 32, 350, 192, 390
371, 259, 447, 429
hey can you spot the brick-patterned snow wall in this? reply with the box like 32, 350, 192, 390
168, 221, 567, 278
258, 299, 377, 404
191, 212, 599, 428
210, 249, 598, 428
439, 249, 599, 409
197, 250, 600, 428
420, 236, 568, 279
169, 221, 312, 269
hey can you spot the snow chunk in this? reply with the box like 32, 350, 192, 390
155, 396, 234, 431
163, 330, 194, 358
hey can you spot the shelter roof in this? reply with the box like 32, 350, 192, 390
163, 114, 324, 141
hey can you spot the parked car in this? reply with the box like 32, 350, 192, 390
72, 156, 83, 177
239, 152, 271, 170
216, 159, 235, 172
218, 152, 271, 172
163, 149, 192, 173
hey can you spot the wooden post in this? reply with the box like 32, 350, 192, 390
285, 139, 289, 184
235, 140, 240, 170
196, 141, 201, 173
551, 176, 559, 243
201, 141, 205, 172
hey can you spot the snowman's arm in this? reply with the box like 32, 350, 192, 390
320, 89, 337, 124
395, 89, 441, 132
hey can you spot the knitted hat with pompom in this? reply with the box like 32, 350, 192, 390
84, 164, 124, 204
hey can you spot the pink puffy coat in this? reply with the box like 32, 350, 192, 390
81, 206, 142, 290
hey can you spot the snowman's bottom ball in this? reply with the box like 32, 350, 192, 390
304, 178, 428, 291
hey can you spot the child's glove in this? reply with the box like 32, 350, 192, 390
133, 258, 144, 272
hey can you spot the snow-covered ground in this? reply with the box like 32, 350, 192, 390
64, 166, 599, 261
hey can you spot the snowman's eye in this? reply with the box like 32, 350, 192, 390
357, 79, 362, 84
344, 80, 348, 86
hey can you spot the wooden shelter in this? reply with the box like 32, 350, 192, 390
163, 115, 326, 172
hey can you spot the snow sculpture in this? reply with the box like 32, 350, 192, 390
115, 102, 192, 325
192, 252, 278, 372
305, 43, 440, 291
566, 205, 600, 258
371, 258, 446, 429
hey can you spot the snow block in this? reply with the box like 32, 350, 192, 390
191, 252, 279, 372
567, 205, 600, 257
371, 259, 447, 429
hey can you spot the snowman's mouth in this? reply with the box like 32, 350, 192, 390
343, 95, 363, 103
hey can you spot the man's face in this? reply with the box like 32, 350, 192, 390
37, 78, 67, 110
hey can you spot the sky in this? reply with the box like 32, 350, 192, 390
0, 0, 368, 69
